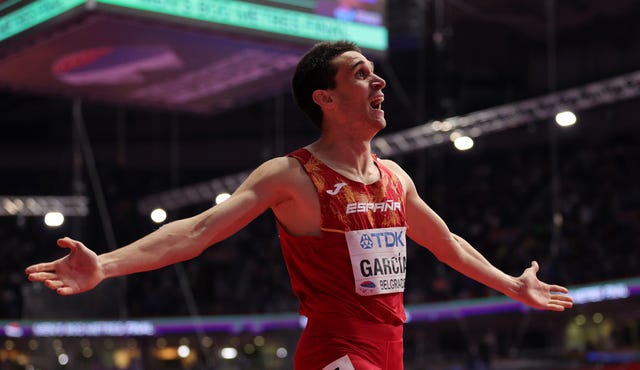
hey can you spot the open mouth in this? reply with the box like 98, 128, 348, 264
370, 96, 384, 110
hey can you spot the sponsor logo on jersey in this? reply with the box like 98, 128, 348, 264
326, 182, 348, 195
346, 199, 401, 214
359, 230, 405, 249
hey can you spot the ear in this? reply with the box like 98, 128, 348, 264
312, 89, 334, 109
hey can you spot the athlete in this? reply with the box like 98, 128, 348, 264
26, 41, 573, 369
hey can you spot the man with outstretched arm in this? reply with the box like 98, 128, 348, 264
27, 40, 572, 370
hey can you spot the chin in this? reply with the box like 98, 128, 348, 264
369, 119, 386, 135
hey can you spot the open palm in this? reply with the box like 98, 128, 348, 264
25, 237, 104, 295
515, 261, 573, 311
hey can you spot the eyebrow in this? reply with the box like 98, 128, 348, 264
350, 59, 374, 71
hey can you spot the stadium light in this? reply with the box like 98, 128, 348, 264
276, 347, 288, 359
220, 347, 237, 360
555, 110, 577, 126
150, 208, 167, 223
44, 212, 65, 227
453, 136, 474, 151
215, 193, 231, 205
177, 345, 190, 358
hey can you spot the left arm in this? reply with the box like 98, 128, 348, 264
383, 160, 573, 311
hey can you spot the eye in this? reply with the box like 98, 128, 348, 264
356, 70, 367, 79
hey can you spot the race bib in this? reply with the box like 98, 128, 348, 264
322, 355, 355, 370
345, 227, 407, 296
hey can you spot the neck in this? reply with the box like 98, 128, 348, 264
306, 135, 379, 184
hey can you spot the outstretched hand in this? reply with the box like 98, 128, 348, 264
25, 237, 104, 295
513, 261, 573, 311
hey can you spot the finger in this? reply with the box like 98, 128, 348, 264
555, 301, 573, 309
57, 237, 81, 250
546, 304, 568, 312
550, 295, 574, 306
550, 294, 573, 302
549, 285, 569, 294
56, 287, 76, 296
550, 299, 573, 309
45, 279, 66, 290
25, 262, 56, 274
27, 272, 58, 282
548, 295, 573, 310
560, 301, 573, 308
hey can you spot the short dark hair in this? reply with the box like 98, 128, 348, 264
292, 41, 361, 129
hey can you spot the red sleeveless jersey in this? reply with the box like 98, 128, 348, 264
278, 148, 408, 326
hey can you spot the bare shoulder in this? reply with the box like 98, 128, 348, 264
249, 156, 308, 186
239, 156, 311, 205
378, 158, 416, 191
255, 156, 320, 235
378, 158, 407, 175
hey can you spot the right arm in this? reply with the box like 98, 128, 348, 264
26, 157, 296, 295
383, 158, 573, 312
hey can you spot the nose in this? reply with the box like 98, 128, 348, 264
371, 73, 386, 90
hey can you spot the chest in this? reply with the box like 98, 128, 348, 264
314, 175, 405, 232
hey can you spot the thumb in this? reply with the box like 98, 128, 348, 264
530, 260, 540, 273
57, 237, 81, 251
